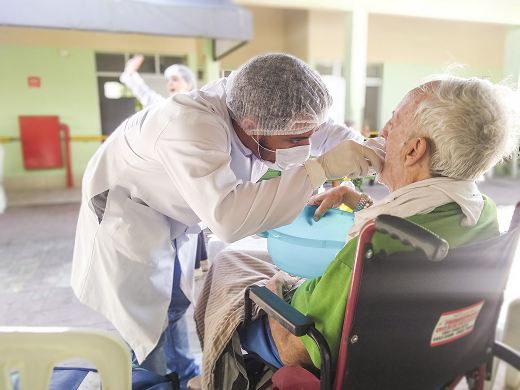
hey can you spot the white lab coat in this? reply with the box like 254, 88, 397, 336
71, 78, 362, 362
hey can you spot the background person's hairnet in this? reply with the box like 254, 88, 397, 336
164, 64, 196, 91
226, 53, 333, 136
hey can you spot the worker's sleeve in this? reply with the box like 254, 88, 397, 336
154, 112, 315, 243
119, 72, 165, 107
310, 118, 364, 156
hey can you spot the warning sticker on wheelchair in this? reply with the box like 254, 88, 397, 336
430, 300, 485, 347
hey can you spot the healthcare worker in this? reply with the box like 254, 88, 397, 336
71, 53, 383, 388
120, 54, 207, 380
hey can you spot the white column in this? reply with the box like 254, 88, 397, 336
0, 144, 6, 213
343, 9, 368, 130
186, 52, 199, 88
503, 26, 520, 178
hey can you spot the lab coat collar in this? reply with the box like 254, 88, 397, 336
229, 116, 254, 158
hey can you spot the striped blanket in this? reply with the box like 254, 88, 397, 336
194, 249, 281, 390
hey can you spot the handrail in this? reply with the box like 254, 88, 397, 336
0, 135, 108, 143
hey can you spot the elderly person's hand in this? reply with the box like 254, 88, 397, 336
308, 186, 362, 221
265, 270, 300, 298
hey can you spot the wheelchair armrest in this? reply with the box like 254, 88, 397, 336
244, 286, 333, 390
246, 286, 314, 336
494, 341, 520, 370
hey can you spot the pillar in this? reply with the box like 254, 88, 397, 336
503, 26, 520, 178
202, 38, 221, 85
343, 9, 368, 131
186, 52, 198, 87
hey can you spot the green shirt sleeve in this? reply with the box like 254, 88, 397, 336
290, 238, 357, 368
290, 196, 499, 369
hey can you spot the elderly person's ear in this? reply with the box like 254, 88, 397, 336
404, 137, 429, 167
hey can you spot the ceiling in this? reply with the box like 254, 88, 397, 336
0, 0, 253, 41
236, 0, 520, 26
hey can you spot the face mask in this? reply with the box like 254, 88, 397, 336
252, 137, 311, 171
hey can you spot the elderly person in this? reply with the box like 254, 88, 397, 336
194, 75, 520, 389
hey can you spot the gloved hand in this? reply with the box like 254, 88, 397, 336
363, 137, 386, 175
316, 139, 384, 180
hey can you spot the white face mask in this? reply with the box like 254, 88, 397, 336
252, 137, 311, 171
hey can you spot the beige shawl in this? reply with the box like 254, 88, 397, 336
346, 178, 484, 242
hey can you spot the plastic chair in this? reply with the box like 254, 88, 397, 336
246, 202, 520, 390
0, 327, 132, 390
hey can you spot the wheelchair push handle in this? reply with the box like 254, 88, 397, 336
374, 214, 449, 262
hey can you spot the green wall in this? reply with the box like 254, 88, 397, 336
0, 46, 101, 186
380, 63, 503, 131
0, 46, 508, 187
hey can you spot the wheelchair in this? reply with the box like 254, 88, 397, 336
3, 205, 520, 390
244, 203, 520, 390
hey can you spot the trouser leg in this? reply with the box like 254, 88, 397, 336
195, 233, 202, 269
164, 255, 200, 389
198, 231, 207, 261
131, 332, 167, 375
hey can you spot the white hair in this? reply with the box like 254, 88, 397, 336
408, 75, 520, 180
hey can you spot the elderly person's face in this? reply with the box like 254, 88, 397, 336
378, 89, 430, 192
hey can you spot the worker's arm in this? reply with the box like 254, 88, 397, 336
310, 117, 364, 156
155, 110, 314, 243
155, 110, 382, 243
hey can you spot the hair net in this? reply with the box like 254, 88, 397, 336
164, 64, 196, 91
226, 53, 333, 136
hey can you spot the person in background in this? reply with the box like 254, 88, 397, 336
120, 54, 196, 106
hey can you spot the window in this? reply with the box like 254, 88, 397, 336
103, 82, 134, 99
95, 53, 126, 72
159, 56, 186, 73
95, 52, 188, 76
132, 54, 156, 73
221, 70, 233, 78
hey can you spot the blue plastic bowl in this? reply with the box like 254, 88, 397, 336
258, 205, 355, 278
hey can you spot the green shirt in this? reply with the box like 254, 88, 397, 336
290, 196, 499, 368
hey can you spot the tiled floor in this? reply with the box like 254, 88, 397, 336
0, 201, 206, 369
1, 177, 520, 388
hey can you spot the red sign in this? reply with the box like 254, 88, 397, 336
430, 300, 485, 347
28, 76, 41, 88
